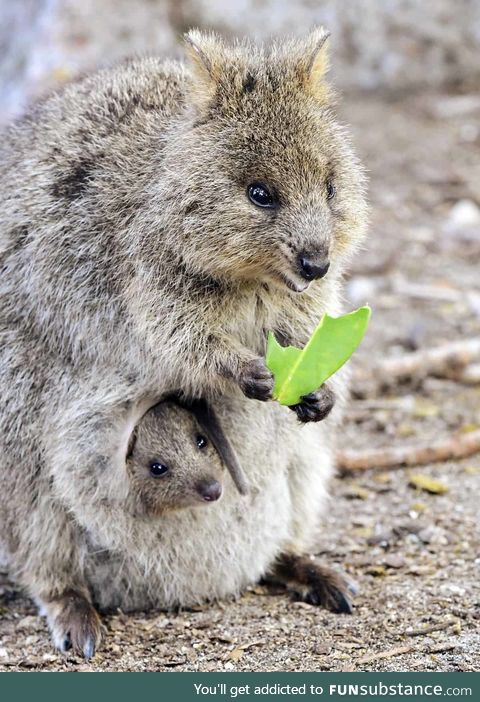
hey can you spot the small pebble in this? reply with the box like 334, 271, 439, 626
367, 531, 391, 547
42, 653, 58, 662
439, 584, 466, 597
445, 199, 480, 232
384, 554, 406, 569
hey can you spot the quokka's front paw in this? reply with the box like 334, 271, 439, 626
238, 358, 274, 401
289, 384, 335, 423
41, 590, 102, 659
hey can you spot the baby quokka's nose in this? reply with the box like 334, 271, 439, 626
298, 253, 330, 281
196, 479, 222, 502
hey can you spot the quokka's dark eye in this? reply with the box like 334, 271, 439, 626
196, 435, 208, 449
326, 180, 336, 200
149, 461, 169, 478
247, 182, 276, 209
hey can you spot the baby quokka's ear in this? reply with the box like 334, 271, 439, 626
294, 27, 331, 100
184, 29, 226, 110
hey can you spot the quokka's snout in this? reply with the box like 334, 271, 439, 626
195, 478, 223, 502
279, 245, 331, 293
297, 251, 330, 282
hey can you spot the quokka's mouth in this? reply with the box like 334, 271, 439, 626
266, 260, 311, 294
280, 272, 310, 294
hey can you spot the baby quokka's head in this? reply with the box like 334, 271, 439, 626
126, 401, 224, 517
162, 28, 367, 293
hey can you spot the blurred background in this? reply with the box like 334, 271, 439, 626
1, 0, 479, 673
1, 0, 480, 122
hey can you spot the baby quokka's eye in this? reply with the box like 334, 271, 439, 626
247, 182, 277, 209
196, 435, 208, 449
149, 461, 169, 478
326, 179, 336, 200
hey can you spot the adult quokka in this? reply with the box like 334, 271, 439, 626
0, 29, 367, 656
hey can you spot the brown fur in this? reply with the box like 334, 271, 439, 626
39, 589, 102, 659
270, 553, 355, 614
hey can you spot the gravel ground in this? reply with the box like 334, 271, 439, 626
1, 90, 479, 672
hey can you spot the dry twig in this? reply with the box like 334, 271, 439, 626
355, 645, 415, 665
354, 338, 480, 386
441, 363, 480, 385
428, 643, 457, 654
405, 621, 458, 637
337, 429, 480, 473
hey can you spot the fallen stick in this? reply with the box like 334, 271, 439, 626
354, 337, 480, 386
337, 429, 480, 473
428, 643, 457, 654
441, 363, 480, 385
354, 645, 415, 666
404, 620, 458, 637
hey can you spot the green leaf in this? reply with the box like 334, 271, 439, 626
266, 305, 371, 406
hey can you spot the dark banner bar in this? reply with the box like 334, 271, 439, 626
0, 672, 477, 702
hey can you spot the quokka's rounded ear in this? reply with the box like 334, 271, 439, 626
184, 29, 224, 109
297, 27, 331, 98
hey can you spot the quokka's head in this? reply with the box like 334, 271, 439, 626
163, 28, 367, 293
126, 401, 225, 517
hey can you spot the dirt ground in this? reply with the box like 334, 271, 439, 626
1, 90, 479, 672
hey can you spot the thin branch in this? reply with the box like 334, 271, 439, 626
337, 429, 480, 473
354, 645, 415, 665
441, 363, 480, 385
405, 621, 458, 637
354, 338, 480, 386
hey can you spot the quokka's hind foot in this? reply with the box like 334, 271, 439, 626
38, 589, 103, 658
269, 553, 356, 614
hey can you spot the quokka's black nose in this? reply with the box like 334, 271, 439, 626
196, 479, 222, 502
298, 254, 330, 281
